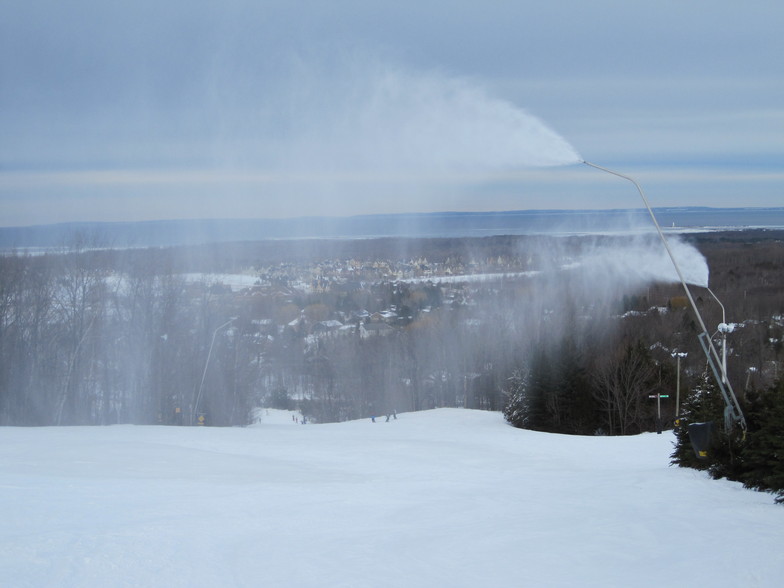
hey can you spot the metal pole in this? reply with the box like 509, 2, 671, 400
192, 318, 235, 425
583, 160, 746, 432
676, 354, 681, 419
672, 351, 687, 421
582, 161, 709, 332
707, 287, 728, 384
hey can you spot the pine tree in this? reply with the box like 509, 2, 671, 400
502, 345, 559, 432
502, 370, 528, 429
503, 338, 600, 435
671, 372, 752, 488
738, 380, 784, 502
550, 336, 599, 435
523, 347, 557, 432
670, 372, 728, 471
558, 354, 600, 435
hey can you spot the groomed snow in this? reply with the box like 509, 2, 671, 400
1, 409, 782, 587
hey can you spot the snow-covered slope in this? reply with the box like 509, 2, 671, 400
1, 409, 781, 587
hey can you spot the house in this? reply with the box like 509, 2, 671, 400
311, 320, 344, 337
350, 309, 370, 322
360, 322, 395, 339
370, 310, 398, 324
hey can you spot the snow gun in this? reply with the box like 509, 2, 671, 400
582, 161, 747, 455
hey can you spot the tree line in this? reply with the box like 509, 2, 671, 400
0, 237, 521, 426
669, 373, 784, 503
1, 231, 782, 443
499, 230, 784, 502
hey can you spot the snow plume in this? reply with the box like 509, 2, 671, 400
462, 232, 711, 357
531, 233, 710, 326
572, 234, 709, 290
256, 58, 581, 176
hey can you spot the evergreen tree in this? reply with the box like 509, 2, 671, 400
671, 372, 731, 471
673, 375, 784, 504
671, 372, 748, 486
502, 370, 527, 429
523, 347, 557, 432
503, 338, 600, 435
553, 337, 600, 435
738, 380, 784, 502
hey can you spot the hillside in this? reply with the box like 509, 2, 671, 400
1, 409, 781, 587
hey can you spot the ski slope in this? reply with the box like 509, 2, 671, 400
1, 409, 781, 587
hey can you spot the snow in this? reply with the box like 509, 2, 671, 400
1, 409, 782, 587
401, 271, 541, 285
182, 273, 260, 291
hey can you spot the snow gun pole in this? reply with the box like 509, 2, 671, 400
192, 317, 235, 426
582, 160, 746, 432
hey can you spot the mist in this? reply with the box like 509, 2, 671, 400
451, 232, 710, 358
566, 233, 709, 289
0, 226, 710, 427
6, 56, 585, 222
256, 61, 582, 177
0, 28, 716, 430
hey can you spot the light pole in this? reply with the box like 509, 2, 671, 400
707, 287, 730, 384
671, 351, 688, 422
583, 160, 746, 432
192, 317, 235, 425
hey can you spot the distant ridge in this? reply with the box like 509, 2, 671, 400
2, 207, 784, 249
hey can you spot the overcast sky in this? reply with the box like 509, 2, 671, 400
1, 1, 782, 226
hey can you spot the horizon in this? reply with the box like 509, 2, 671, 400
5, 204, 784, 231
3, 206, 784, 250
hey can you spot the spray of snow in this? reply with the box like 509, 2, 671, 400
575, 234, 709, 289
261, 60, 581, 176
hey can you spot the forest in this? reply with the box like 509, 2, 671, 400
0, 230, 782, 441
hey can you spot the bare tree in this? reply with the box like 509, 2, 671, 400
593, 340, 658, 435
52, 238, 108, 425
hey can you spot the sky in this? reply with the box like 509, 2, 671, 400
2, 409, 782, 586
1, 1, 782, 227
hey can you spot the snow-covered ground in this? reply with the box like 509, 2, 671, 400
182, 272, 261, 291
1, 409, 781, 587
